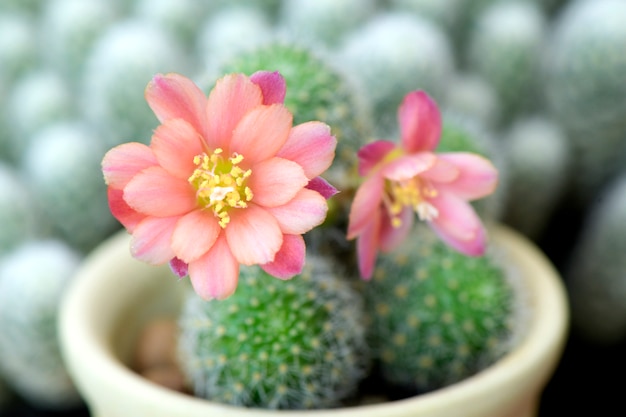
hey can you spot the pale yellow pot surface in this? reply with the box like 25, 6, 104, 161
59, 225, 568, 417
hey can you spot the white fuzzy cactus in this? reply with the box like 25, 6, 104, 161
0, 240, 82, 409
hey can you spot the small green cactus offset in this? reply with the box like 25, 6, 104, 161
364, 226, 514, 392
177, 257, 369, 409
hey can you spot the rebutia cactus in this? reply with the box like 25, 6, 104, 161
177, 257, 369, 409
6, 70, 74, 161
20, 122, 118, 253
364, 225, 514, 392
0, 239, 82, 409
216, 40, 373, 190
133, 0, 210, 56
81, 20, 189, 148
338, 12, 454, 138
443, 73, 501, 129
40, 0, 117, 80
466, 1, 547, 126
543, 0, 626, 203
196, 7, 274, 70
279, 0, 377, 47
503, 117, 570, 240
0, 163, 41, 254
566, 173, 626, 344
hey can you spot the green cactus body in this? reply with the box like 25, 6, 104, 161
0, 240, 82, 409
279, 0, 377, 47
466, 1, 547, 126
364, 226, 514, 392
437, 113, 508, 221
503, 117, 570, 240
21, 122, 118, 253
177, 258, 369, 409
82, 20, 189, 148
217, 41, 373, 190
566, 173, 626, 344
338, 12, 454, 138
544, 0, 626, 202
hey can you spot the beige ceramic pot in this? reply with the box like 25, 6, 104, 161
59, 224, 568, 417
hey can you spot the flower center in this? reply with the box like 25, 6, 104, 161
188, 148, 253, 228
384, 177, 439, 227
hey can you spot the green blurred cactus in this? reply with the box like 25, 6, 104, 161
0, 240, 82, 409
82, 20, 189, 148
466, 1, 547, 126
0, 163, 41, 254
566, 173, 626, 344
338, 12, 454, 137
279, 0, 377, 47
443, 73, 501, 129
40, 0, 118, 80
364, 226, 514, 392
544, 0, 626, 203
503, 117, 570, 240
177, 257, 369, 409
20, 122, 118, 253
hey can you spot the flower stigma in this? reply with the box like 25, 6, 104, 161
384, 177, 439, 227
188, 148, 253, 228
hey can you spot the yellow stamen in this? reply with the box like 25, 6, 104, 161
188, 148, 253, 228
384, 177, 439, 227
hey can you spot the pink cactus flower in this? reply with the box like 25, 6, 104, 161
102, 71, 337, 300
347, 91, 498, 280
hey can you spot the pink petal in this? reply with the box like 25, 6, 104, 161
306, 176, 338, 199
151, 118, 204, 179
357, 140, 396, 177
379, 206, 414, 252
347, 174, 384, 239
225, 204, 283, 265
428, 192, 487, 256
102, 142, 157, 190
380, 152, 437, 181
436, 153, 499, 200
266, 188, 328, 234
130, 216, 178, 264
188, 235, 239, 300
247, 157, 308, 208
204, 74, 263, 150
171, 210, 221, 263
261, 234, 305, 279
107, 188, 146, 232
169, 257, 188, 278
229, 104, 293, 165
124, 166, 197, 217
399, 91, 442, 153
145, 73, 208, 135
356, 211, 382, 280
419, 156, 459, 183
276, 121, 336, 178
250, 71, 286, 105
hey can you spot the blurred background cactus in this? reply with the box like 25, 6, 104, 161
0, 0, 624, 415
177, 258, 369, 409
